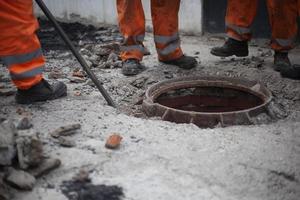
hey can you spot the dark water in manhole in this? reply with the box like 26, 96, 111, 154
155, 86, 264, 113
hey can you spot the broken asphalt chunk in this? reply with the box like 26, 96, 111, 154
50, 124, 81, 138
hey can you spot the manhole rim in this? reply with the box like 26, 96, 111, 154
144, 76, 272, 116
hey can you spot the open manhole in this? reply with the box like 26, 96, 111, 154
142, 76, 273, 128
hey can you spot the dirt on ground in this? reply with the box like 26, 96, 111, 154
0, 20, 300, 200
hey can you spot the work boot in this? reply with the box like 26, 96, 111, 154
15, 79, 67, 104
160, 55, 197, 70
280, 64, 300, 80
210, 38, 249, 57
122, 59, 145, 76
273, 51, 291, 72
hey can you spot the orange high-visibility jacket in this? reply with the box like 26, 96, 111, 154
0, 0, 45, 89
226, 0, 299, 52
117, 0, 183, 62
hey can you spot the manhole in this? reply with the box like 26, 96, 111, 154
142, 76, 273, 128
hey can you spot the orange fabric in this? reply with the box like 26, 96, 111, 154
12, 75, 43, 90
117, 0, 183, 61
9, 56, 45, 74
0, 0, 44, 89
225, 0, 257, 41
151, 0, 183, 61
226, 0, 298, 51
267, 0, 298, 51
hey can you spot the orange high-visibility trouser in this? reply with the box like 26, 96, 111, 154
226, 0, 299, 52
0, 0, 45, 90
117, 0, 183, 62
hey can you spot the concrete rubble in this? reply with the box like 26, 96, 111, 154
5, 168, 36, 191
0, 118, 61, 199
0, 20, 299, 200
0, 120, 16, 166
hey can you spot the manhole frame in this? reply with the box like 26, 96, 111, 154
142, 76, 273, 128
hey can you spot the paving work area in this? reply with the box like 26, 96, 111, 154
0, 21, 300, 200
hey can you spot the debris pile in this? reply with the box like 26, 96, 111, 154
38, 20, 123, 71
0, 118, 61, 199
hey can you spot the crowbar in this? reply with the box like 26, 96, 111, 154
35, 0, 116, 108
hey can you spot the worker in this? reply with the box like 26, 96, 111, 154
0, 0, 67, 104
280, 0, 300, 80
116, 0, 197, 76
211, 0, 299, 74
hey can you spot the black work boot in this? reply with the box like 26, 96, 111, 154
280, 64, 300, 80
273, 51, 291, 72
160, 55, 197, 70
210, 38, 249, 57
15, 79, 67, 104
122, 59, 145, 76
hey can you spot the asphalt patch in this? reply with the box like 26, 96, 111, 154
60, 180, 124, 200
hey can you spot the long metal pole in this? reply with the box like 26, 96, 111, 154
35, 0, 116, 108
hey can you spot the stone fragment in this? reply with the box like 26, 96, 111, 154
0, 120, 16, 166
57, 137, 76, 148
72, 169, 90, 182
107, 52, 119, 62
69, 77, 86, 83
0, 86, 16, 96
74, 90, 82, 96
16, 130, 43, 169
50, 124, 81, 138
0, 175, 10, 200
48, 70, 66, 79
29, 158, 61, 178
130, 76, 148, 88
95, 47, 111, 56
87, 55, 99, 66
105, 134, 122, 149
5, 168, 36, 190
72, 70, 85, 78
16, 117, 33, 130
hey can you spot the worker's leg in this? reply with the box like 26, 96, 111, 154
211, 0, 258, 57
116, 0, 147, 75
267, 0, 298, 52
0, 0, 44, 90
267, 0, 298, 71
225, 0, 258, 41
0, 0, 66, 104
151, 0, 197, 69
279, 0, 300, 79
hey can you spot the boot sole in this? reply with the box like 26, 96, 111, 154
210, 50, 248, 58
15, 84, 67, 105
160, 61, 197, 70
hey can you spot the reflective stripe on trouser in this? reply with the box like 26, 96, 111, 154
267, 0, 298, 51
225, 0, 298, 51
225, 0, 258, 41
1, 48, 45, 90
117, 0, 183, 61
0, 0, 44, 90
119, 34, 147, 61
154, 32, 182, 60
151, 0, 183, 61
